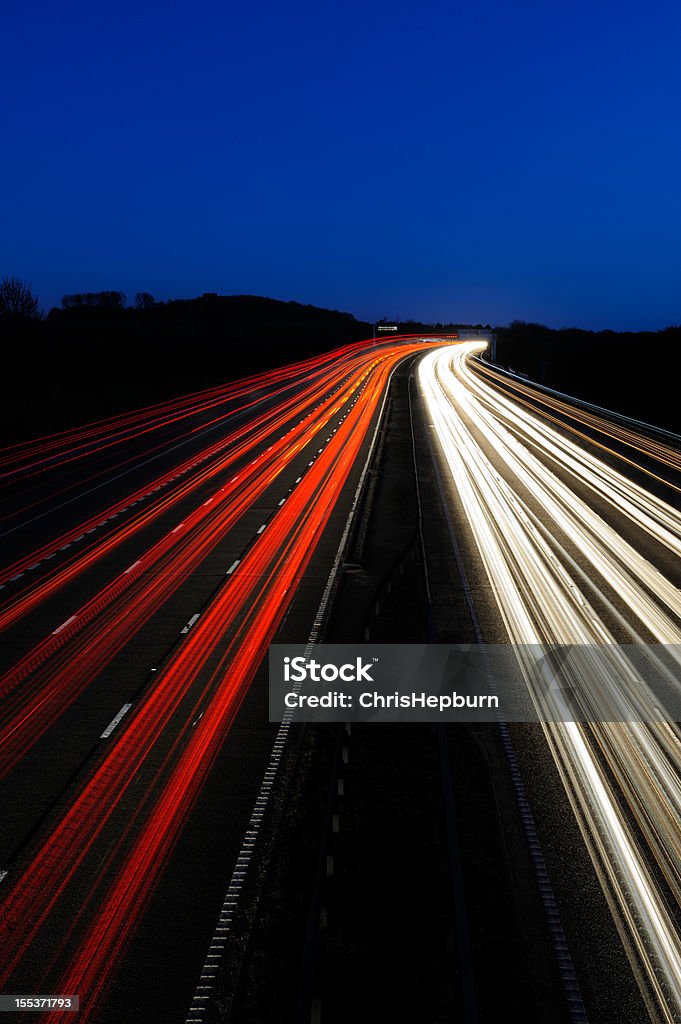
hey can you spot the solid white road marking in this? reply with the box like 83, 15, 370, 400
101, 703, 133, 738
53, 614, 77, 635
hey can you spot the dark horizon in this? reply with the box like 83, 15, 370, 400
6, 281, 681, 336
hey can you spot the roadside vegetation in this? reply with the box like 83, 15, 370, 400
495, 321, 680, 433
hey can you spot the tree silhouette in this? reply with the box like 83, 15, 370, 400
61, 291, 126, 309
0, 277, 41, 320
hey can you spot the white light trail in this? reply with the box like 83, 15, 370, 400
419, 343, 681, 1022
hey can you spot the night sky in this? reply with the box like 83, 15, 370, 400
3, 1, 680, 329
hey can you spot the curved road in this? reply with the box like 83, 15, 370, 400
0, 337, 436, 1023
418, 343, 681, 1024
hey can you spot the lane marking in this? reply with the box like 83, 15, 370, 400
53, 614, 77, 635
185, 352, 398, 1022
0, 377, 348, 553
181, 613, 201, 634
124, 559, 141, 574
101, 703, 133, 738
3, 369, 361, 588
226, 560, 240, 575
257, 524, 266, 534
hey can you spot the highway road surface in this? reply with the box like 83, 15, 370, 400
0, 337, 436, 1023
418, 343, 681, 1024
2, 332, 680, 1024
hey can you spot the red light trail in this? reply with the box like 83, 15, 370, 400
0, 336, 438, 1019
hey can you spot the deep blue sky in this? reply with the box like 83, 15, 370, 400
3, 1, 680, 329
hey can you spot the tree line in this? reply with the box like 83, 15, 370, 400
0, 278, 158, 319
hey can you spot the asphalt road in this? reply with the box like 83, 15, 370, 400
3, 335, 679, 1024
0, 339, 435, 1024
417, 343, 681, 1024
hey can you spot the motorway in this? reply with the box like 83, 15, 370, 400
2, 333, 680, 1023
418, 343, 681, 1024
0, 337, 435, 1023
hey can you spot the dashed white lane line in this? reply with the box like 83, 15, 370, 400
0, 423, 258, 583
4, 378, 363, 591
0, 870, 7, 883
172, 522, 185, 533
181, 613, 201, 634
226, 560, 240, 575
124, 559, 141, 574
101, 703, 133, 738
53, 614, 77, 635
256, 524, 266, 535
278, 498, 286, 506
